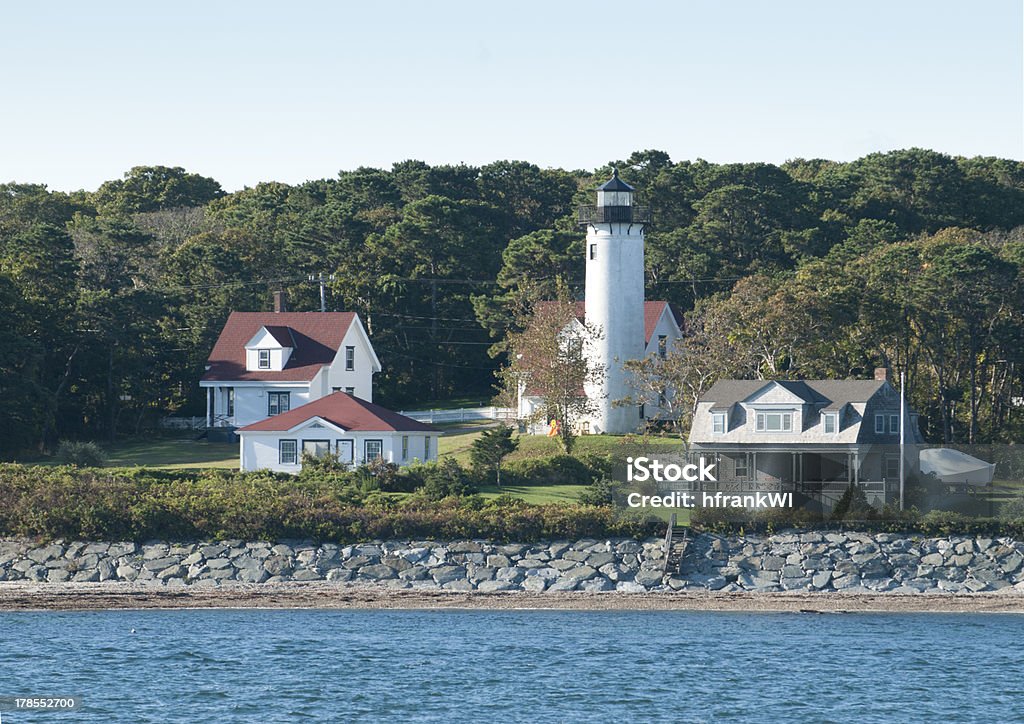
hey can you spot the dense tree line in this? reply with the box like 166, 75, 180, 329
2, 149, 1024, 456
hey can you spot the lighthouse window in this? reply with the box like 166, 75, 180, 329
589, 244, 596, 260
658, 335, 667, 358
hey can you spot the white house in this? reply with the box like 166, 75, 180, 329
517, 171, 683, 435
237, 391, 439, 473
200, 305, 381, 434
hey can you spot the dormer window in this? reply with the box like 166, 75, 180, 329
756, 411, 792, 432
823, 412, 838, 434
712, 413, 727, 434
258, 349, 271, 369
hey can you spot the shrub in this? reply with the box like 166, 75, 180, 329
55, 440, 107, 467
502, 455, 595, 487
421, 459, 478, 500
831, 483, 876, 521
577, 478, 625, 506
1000, 494, 1024, 523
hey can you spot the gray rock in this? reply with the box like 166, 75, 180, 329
478, 580, 519, 592
143, 556, 181, 572
293, 568, 322, 581
548, 578, 579, 591
264, 556, 293, 576
522, 576, 548, 592
398, 565, 430, 581
157, 565, 185, 580
615, 581, 646, 593
431, 566, 467, 585
442, 580, 475, 591
359, 564, 397, 580
486, 554, 511, 568
72, 569, 100, 582
811, 571, 832, 589
47, 568, 70, 583
562, 566, 599, 583
271, 544, 295, 557
634, 569, 664, 587
579, 577, 615, 592
326, 568, 353, 582
28, 544, 64, 564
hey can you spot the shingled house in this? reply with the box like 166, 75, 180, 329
687, 369, 924, 510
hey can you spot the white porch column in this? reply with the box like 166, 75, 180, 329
206, 387, 211, 428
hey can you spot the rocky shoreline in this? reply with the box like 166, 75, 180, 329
2, 531, 1024, 597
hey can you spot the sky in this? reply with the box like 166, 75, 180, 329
2, 0, 1021, 192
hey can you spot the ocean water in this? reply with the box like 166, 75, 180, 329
0, 609, 1021, 723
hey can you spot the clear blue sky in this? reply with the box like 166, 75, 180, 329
2, 0, 1021, 192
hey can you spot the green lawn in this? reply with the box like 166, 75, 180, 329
438, 428, 687, 466
103, 438, 239, 469
477, 484, 589, 505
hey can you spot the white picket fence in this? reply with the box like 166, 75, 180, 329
159, 416, 207, 430
398, 406, 516, 424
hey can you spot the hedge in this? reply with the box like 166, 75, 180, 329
0, 464, 659, 543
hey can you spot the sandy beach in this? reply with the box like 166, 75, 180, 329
1, 582, 1023, 613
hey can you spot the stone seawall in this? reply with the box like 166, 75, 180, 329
1, 532, 1023, 594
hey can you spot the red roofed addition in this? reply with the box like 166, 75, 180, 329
238, 392, 437, 433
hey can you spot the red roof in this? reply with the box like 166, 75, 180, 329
535, 300, 680, 343
237, 392, 438, 433
202, 312, 356, 382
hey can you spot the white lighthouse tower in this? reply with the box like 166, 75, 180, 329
581, 169, 649, 434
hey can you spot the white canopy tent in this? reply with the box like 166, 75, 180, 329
919, 448, 995, 487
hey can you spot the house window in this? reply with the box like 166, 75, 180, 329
890, 415, 900, 435
639, 404, 645, 420
226, 388, 235, 417
336, 439, 353, 462
659, 390, 667, 408
302, 440, 330, 458
258, 349, 271, 369
734, 455, 749, 480
885, 456, 901, 480
279, 439, 297, 465
345, 387, 355, 395
365, 439, 383, 461
268, 391, 290, 416
823, 412, 837, 434
402, 435, 409, 460
712, 413, 727, 434
756, 412, 792, 432
658, 335, 667, 359
345, 346, 355, 371
875, 414, 886, 434
424, 436, 432, 459
589, 244, 596, 260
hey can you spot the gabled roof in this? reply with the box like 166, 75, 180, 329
258, 325, 296, 348
699, 379, 887, 408
237, 392, 438, 433
202, 312, 356, 382
536, 300, 681, 344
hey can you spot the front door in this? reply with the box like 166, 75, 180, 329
336, 439, 353, 463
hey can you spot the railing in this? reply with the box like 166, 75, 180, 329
159, 415, 235, 430
578, 205, 652, 225
398, 406, 516, 424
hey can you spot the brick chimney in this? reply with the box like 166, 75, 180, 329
874, 367, 891, 383
273, 290, 288, 313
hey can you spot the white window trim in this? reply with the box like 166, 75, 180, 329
258, 349, 271, 369
756, 411, 793, 432
279, 439, 297, 465
823, 412, 838, 434
889, 414, 899, 434
875, 414, 886, 434
345, 346, 355, 371
712, 413, 727, 434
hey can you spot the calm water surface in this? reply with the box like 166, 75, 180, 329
0, 609, 1021, 722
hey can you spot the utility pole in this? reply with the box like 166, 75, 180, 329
899, 370, 906, 511
309, 273, 336, 313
